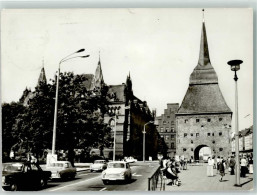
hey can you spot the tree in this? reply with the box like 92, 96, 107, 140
2, 102, 26, 161
2, 72, 112, 163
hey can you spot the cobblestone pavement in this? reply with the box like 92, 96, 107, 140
163, 163, 253, 191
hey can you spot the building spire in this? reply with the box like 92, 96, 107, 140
189, 9, 218, 85
37, 60, 47, 85
197, 8, 211, 67
98, 51, 101, 64
94, 52, 104, 89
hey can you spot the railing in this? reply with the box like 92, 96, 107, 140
148, 166, 165, 191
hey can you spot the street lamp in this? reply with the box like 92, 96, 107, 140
110, 116, 117, 161
51, 49, 90, 156
143, 121, 154, 162
227, 59, 243, 187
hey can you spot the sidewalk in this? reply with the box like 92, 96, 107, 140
164, 164, 253, 191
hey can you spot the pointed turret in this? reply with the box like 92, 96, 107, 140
177, 9, 231, 114
190, 9, 218, 85
37, 61, 47, 86
93, 52, 104, 89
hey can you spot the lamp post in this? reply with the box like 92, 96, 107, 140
143, 121, 154, 162
51, 49, 90, 156
110, 116, 117, 161
227, 59, 243, 187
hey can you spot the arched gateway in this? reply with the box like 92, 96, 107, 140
194, 145, 212, 161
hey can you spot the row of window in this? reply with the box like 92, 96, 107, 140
190, 140, 216, 144
162, 121, 175, 125
164, 135, 176, 140
184, 118, 224, 123
184, 132, 222, 137
183, 148, 223, 152
160, 127, 175, 132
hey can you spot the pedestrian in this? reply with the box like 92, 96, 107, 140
165, 160, 179, 186
240, 156, 247, 177
218, 159, 225, 182
216, 156, 220, 173
207, 157, 214, 176
229, 156, 236, 175
248, 157, 253, 174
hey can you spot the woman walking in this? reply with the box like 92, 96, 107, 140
207, 156, 214, 176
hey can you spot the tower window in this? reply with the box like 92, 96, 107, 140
207, 133, 211, 137
191, 140, 193, 144
219, 118, 223, 121
163, 121, 166, 125
196, 133, 199, 137
171, 135, 175, 139
219, 148, 223, 152
212, 133, 214, 136
191, 133, 193, 137
165, 136, 169, 141
160, 128, 164, 132
207, 119, 211, 122
185, 119, 188, 123
171, 143, 175, 149
212, 140, 215, 144
191, 148, 194, 151
196, 119, 200, 123
219, 132, 222, 136
184, 133, 187, 137
183, 148, 187, 152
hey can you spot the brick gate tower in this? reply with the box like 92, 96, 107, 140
175, 10, 233, 160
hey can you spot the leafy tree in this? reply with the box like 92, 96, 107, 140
2, 102, 26, 161
2, 72, 112, 163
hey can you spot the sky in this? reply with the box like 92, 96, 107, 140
1, 8, 253, 131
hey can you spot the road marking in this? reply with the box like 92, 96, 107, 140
100, 187, 107, 191
79, 173, 88, 176
49, 176, 100, 191
132, 172, 142, 177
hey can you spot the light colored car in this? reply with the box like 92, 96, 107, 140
102, 161, 132, 184
124, 156, 137, 163
90, 160, 107, 172
45, 161, 76, 180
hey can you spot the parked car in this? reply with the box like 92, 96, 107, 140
90, 160, 107, 172
102, 161, 132, 184
124, 156, 137, 163
44, 161, 76, 180
2, 162, 51, 191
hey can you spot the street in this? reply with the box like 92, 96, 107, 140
42, 162, 159, 191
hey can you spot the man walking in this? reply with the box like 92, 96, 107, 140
229, 156, 236, 175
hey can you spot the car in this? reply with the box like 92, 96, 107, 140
44, 161, 76, 180
90, 160, 107, 172
2, 162, 51, 191
102, 161, 132, 184
124, 156, 137, 163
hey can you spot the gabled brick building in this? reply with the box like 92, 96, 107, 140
155, 103, 179, 158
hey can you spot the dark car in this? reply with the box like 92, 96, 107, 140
2, 162, 51, 191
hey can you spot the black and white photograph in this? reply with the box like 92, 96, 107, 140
1, 8, 254, 191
